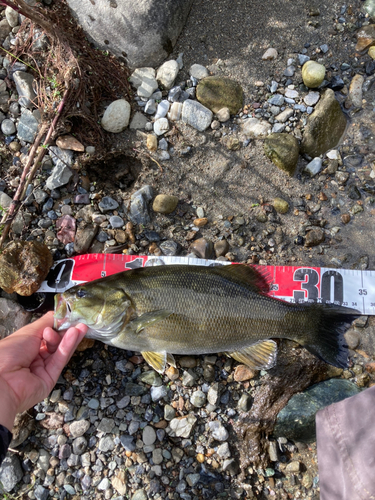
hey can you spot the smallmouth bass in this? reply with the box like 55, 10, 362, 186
54, 264, 358, 373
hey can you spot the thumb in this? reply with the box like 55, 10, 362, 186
45, 324, 88, 384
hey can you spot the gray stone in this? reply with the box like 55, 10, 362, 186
182, 99, 213, 131
304, 91, 320, 106
49, 145, 74, 167
99, 196, 119, 212
127, 185, 154, 225
150, 385, 168, 402
137, 77, 159, 98
1, 118, 16, 135
72, 437, 87, 455
101, 99, 131, 132
159, 240, 181, 256
97, 417, 115, 433
45, 164, 73, 190
70, 419, 90, 438
208, 420, 229, 441
66, 0, 194, 68
305, 157, 323, 176
0, 455, 23, 492
143, 425, 157, 445
144, 98, 156, 114
98, 477, 111, 490
189, 64, 209, 80
275, 108, 294, 123
190, 390, 206, 407
5, 6, 19, 27
17, 108, 39, 143
168, 415, 197, 438
164, 404, 176, 421
156, 59, 179, 89
13, 71, 36, 108
154, 100, 170, 120
268, 94, 285, 106
217, 442, 231, 459
129, 111, 149, 130
274, 379, 360, 442
98, 435, 115, 452
301, 89, 347, 157
74, 224, 98, 254
109, 215, 124, 228
0, 19, 12, 41
132, 489, 148, 500
298, 54, 310, 65
120, 434, 135, 451
34, 485, 49, 500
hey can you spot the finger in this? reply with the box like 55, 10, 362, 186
42, 327, 62, 354
45, 324, 88, 383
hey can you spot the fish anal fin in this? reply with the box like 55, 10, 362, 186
141, 351, 167, 373
216, 264, 271, 293
132, 310, 173, 334
227, 340, 278, 370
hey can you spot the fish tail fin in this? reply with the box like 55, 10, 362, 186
301, 304, 359, 369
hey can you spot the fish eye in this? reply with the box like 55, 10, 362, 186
77, 289, 87, 298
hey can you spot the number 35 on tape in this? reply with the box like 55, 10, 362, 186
267, 266, 375, 314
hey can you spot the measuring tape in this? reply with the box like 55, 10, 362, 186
35, 254, 375, 315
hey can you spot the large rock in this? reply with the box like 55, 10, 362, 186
0, 455, 23, 492
66, 0, 194, 68
274, 379, 360, 442
300, 89, 347, 157
264, 133, 300, 176
196, 76, 243, 114
0, 240, 53, 296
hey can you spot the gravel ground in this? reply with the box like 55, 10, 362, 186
1, 0, 375, 499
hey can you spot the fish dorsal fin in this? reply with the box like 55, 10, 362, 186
227, 340, 278, 370
132, 310, 173, 334
141, 351, 167, 373
215, 264, 270, 293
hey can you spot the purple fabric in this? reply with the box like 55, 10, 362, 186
316, 385, 375, 500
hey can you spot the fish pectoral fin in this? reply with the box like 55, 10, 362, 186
166, 353, 176, 368
227, 340, 278, 370
132, 310, 173, 334
141, 351, 167, 373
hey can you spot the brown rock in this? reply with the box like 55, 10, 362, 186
0, 240, 53, 296
40, 412, 64, 430
56, 215, 76, 244
74, 224, 98, 254
146, 134, 158, 151
153, 194, 178, 214
214, 239, 229, 257
341, 213, 351, 224
190, 238, 215, 259
76, 338, 95, 352
56, 135, 85, 152
355, 24, 375, 52
305, 228, 325, 247
193, 217, 208, 227
234, 364, 256, 382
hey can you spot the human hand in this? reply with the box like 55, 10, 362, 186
0, 311, 88, 431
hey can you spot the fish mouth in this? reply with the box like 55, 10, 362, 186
54, 293, 73, 330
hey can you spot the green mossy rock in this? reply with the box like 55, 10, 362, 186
301, 89, 347, 157
264, 133, 299, 176
302, 60, 326, 88
273, 197, 289, 214
196, 76, 244, 114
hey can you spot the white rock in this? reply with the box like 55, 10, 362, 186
326, 150, 340, 160
285, 89, 299, 99
5, 6, 19, 27
129, 67, 156, 88
154, 100, 170, 120
153, 117, 170, 136
137, 76, 159, 98
181, 99, 213, 131
189, 64, 209, 80
349, 74, 364, 108
167, 102, 182, 121
156, 60, 179, 89
241, 118, 271, 138
262, 48, 278, 60
101, 99, 131, 133
275, 108, 294, 123
305, 157, 323, 176
216, 107, 230, 122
